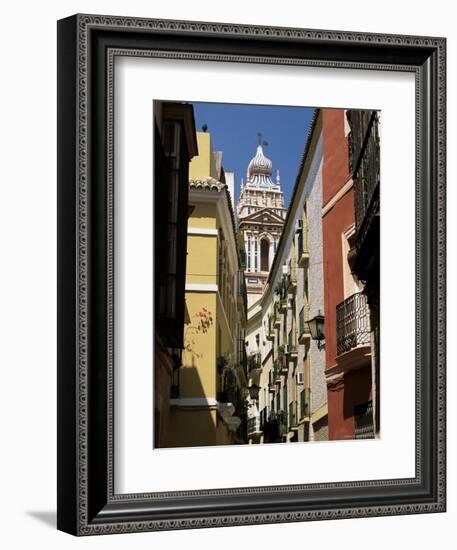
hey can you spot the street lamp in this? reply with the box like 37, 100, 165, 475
307, 310, 325, 350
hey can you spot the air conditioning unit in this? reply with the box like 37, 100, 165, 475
296, 372, 304, 385
296, 219, 303, 232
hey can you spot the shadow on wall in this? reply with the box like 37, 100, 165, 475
166, 366, 218, 448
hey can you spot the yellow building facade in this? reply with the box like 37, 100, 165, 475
167, 132, 249, 447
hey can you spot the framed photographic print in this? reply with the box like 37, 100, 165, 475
57, 14, 446, 535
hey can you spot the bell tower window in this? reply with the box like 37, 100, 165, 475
261, 238, 270, 271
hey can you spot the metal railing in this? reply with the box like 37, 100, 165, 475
260, 407, 267, 429
277, 410, 288, 436
300, 388, 311, 419
286, 262, 297, 290
297, 218, 309, 264
237, 338, 247, 378
287, 330, 297, 355
247, 353, 261, 372
288, 401, 297, 429
238, 270, 248, 313
273, 361, 281, 382
336, 292, 371, 355
348, 111, 380, 233
247, 416, 261, 435
273, 302, 280, 327
267, 314, 275, 340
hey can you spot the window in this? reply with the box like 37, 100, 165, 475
247, 236, 251, 272
260, 238, 269, 271
354, 401, 374, 439
254, 238, 258, 271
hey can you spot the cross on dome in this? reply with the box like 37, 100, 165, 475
246, 136, 276, 188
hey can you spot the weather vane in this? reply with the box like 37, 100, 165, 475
257, 132, 269, 147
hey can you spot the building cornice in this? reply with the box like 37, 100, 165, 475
322, 177, 353, 216
187, 227, 219, 236
185, 283, 218, 292
311, 402, 328, 424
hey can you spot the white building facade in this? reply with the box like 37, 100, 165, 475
246, 113, 328, 444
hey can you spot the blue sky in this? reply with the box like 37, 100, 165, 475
192, 102, 315, 207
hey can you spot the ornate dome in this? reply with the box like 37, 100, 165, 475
247, 145, 273, 178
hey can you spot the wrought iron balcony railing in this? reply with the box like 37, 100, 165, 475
336, 291, 371, 355
268, 369, 276, 392
299, 388, 311, 419
247, 415, 261, 435
260, 407, 267, 429
247, 352, 261, 372
289, 401, 299, 430
286, 263, 297, 292
277, 410, 288, 436
286, 330, 298, 358
297, 219, 309, 268
237, 338, 247, 379
348, 111, 380, 234
276, 278, 288, 312
273, 302, 280, 328
267, 315, 275, 340
237, 271, 248, 313
273, 361, 281, 383
277, 352, 288, 374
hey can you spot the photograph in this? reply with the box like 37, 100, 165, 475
153, 101, 380, 448
55, 10, 445, 537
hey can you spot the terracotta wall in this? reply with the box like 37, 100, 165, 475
322, 109, 352, 369
322, 109, 362, 441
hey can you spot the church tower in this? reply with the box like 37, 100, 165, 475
237, 137, 286, 307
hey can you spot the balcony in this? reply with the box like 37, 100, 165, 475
299, 388, 311, 420
277, 410, 288, 437
247, 415, 262, 436
289, 401, 299, 431
268, 370, 276, 393
276, 279, 288, 312
298, 305, 311, 344
273, 302, 281, 328
266, 315, 275, 341
336, 292, 371, 354
297, 221, 309, 268
237, 271, 248, 313
259, 407, 268, 429
236, 338, 248, 382
286, 330, 298, 360
273, 361, 282, 383
286, 264, 297, 294
247, 352, 261, 373
277, 352, 288, 374
336, 292, 372, 371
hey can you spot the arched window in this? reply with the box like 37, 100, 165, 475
260, 238, 270, 271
